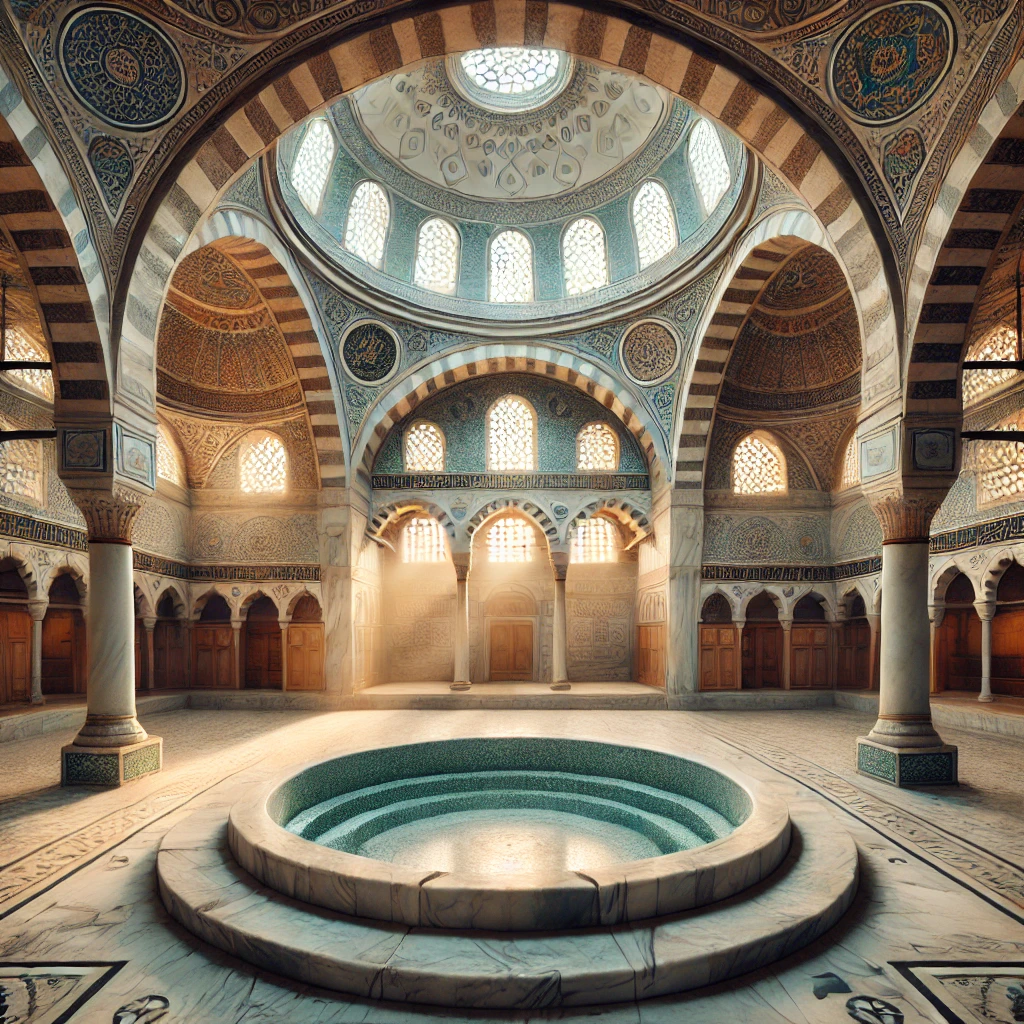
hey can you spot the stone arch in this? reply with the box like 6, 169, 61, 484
154, 582, 188, 619
133, 581, 155, 620
931, 557, 975, 606
360, 348, 665, 483
285, 588, 322, 618
787, 587, 835, 622
979, 547, 1024, 602
739, 587, 784, 620
466, 499, 559, 545
567, 498, 651, 549
699, 585, 741, 622
192, 586, 234, 620
676, 218, 864, 489
1, 548, 42, 601
0, 83, 111, 417
239, 589, 280, 616
123, 3, 894, 432
42, 561, 88, 604
368, 499, 457, 545
905, 60, 1024, 416
837, 581, 873, 619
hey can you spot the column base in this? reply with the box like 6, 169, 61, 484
856, 736, 957, 787
61, 736, 163, 787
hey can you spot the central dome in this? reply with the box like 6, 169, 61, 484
450, 48, 572, 112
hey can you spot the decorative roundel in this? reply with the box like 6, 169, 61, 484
59, 7, 186, 131
829, 2, 953, 125
341, 320, 400, 384
620, 319, 680, 385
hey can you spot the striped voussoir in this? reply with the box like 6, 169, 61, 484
129, 1, 890, 425
906, 85, 1024, 418
465, 498, 558, 542
0, 90, 109, 415
214, 237, 344, 488
368, 499, 457, 542
356, 350, 661, 482
675, 237, 803, 489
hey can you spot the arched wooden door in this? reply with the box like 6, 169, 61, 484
741, 592, 782, 689
935, 573, 981, 692
699, 594, 738, 691
790, 595, 830, 689
0, 564, 31, 703
42, 573, 86, 696
287, 595, 324, 691
193, 594, 234, 688
154, 592, 188, 689
993, 562, 1024, 696
245, 595, 282, 689
837, 595, 871, 689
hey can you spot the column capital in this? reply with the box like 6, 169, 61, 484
973, 600, 996, 621
142, 616, 157, 630
865, 490, 943, 543
67, 482, 148, 543
550, 552, 569, 581
452, 553, 470, 582
27, 598, 47, 621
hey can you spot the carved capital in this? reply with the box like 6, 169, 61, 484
867, 492, 942, 544
452, 554, 470, 582
70, 483, 147, 543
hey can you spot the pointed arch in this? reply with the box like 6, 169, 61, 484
367, 499, 457, 545
567, 498, 651, 548
465, 498, 558, 544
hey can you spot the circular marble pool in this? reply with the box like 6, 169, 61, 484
228, 737, 791, 931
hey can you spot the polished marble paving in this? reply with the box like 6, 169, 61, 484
1, 705, 1023, 1021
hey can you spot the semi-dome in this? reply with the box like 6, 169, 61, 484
271, 49, 750, 328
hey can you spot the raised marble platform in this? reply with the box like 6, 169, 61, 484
158, 798, 857, 1009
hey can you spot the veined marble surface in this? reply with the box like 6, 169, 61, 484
1, 706, 1023, 1021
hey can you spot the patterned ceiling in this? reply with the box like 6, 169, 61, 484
156, 244, 304, 415
722, 245, 861, 409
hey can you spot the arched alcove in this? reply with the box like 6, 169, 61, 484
699, 593, 737, 692
790, 594, 829, 690
194, 594, 234, 690
154, 590, 188, 691
838, 592, 871, 690
741, 592, 782, 691
936, 573, 980, 694
287, 595, 324, 691
244, 595, 282, 690
42, 573, 85, 697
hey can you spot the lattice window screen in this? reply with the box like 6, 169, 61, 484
489, 230, 534, 302
633, 180, 677, 270
488, 396, 535, 470
563, 217, 609, 296
3, 328, 53, 401
571, 517, 618, 563
688, 119, 731, 215
240, 433, 287, 494
291, 119, 335, 214
402, 516, 447, 562
405, 422, 445, 472
414, 218, 460, 294
732, 434, 786, 495
344, 181, 390, 269
576, 422, 618, 471
486, 515, 536, 562
963, 325, 1019, 405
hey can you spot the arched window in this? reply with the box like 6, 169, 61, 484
0, 418, 42, 505
840, 435, 859, 489
291, 118, 335, 215
344, 181, 390, 269
562, 217, 609, 296
486, 515, 535, 563
571, 517, 619, 563
488, 395, 535, 471
239, 433, 287, 494
489, 229, 534, 303
732, 433, 786, 495
402, 516, 447, 563
3, 328, 53, 401
973, 413, 1024, 505
576, 422, 618, 471
157, 423, 185, 487
414, 218, 460, 294
963, 324, 1019, 405
688, 119, 731, 216
459, 48, 562, 99
633, 180, 677, 270
404, 421, 445, 472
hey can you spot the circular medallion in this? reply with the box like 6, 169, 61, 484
341, 320, 399, 384
620, 319, 680, 385
829, 2, 953, 125
59, 7, 186, 131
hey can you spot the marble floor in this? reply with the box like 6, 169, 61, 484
2, 705, 1023, 1023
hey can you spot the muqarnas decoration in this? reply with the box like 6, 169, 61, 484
342, 321, 398, 383
830, 2, 953, 125
59, 7, 186, 131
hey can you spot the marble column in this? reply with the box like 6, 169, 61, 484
975, 601, 995, 703
780, 618, 792, 689
27, 599, 46, 704
551, 556, 568, 686
928, 605, 943, 694
279, 614, 291, 690
858, 495, 957, 786
664, 499, 703, 695
232, 618, 243, 689
866, 611, 881, 690
453, 557, 470, 684
142, 616, 156, 691
61, 486, 162, 786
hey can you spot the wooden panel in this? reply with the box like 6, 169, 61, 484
992, 606, 1024, 696
42, 609, 80, 695
490, 621, 533, 680
699, 624, 737, 691
287, 623, 325, 691
193, 624, 234, 688
0, 606, 30, 703
742, 624, 782, 689
245, 621, 282, 689
154, 620, 187, 689
838, 619, 871, 689
790, 625, 831, 689
638, 624, 665, 688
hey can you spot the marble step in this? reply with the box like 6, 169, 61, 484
157, 802, 857, 1010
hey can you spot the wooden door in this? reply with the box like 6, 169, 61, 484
838, 619, 871, 689
791, 625, 830, 688
699, 625, 738, 690
489, 621, 533, 680
992, 605, 1024, 696
0, 606, 30, 703
193, 624, 234, 688
936, 610, 982, 692
637, 624, 666, 688
155, 620, 187, 689
42, 609, 79, 695
245, 622, 282, 689
287, 623, 324, 690
742, 624, 782, 688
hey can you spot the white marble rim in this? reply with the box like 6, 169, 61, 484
226, 738, 792, 931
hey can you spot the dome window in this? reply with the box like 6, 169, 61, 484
453, 48, 570, 112
489, 229, 534, 303
291, 118, 335, 215
404, 421, 445, 472
488, 395, 535, 471
688, 119, 731, 216
239, 432, 287, 494
562, 217, 609, 297
576, 422, 618, 472
344, 181, 390, 269
732, 433, 786, 495
414, 218, 460, 295
157, 423, 185, 487
633, 180, 677, 270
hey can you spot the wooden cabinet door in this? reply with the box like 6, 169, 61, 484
245, 624, 282, 689
0, 607, 30, 703
194, 625, 235, 688
791, 626, 830, 689
638, 624, 665, 688
700, 625, 737, 690
42, 610, 76, 694
489, 621, 533, 680
743, 625, 782, 688
992, 606, 1024, 696
288, 624, 324, 691
155, 621, 188, 689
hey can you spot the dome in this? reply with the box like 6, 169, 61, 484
272, 49, 749, 328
